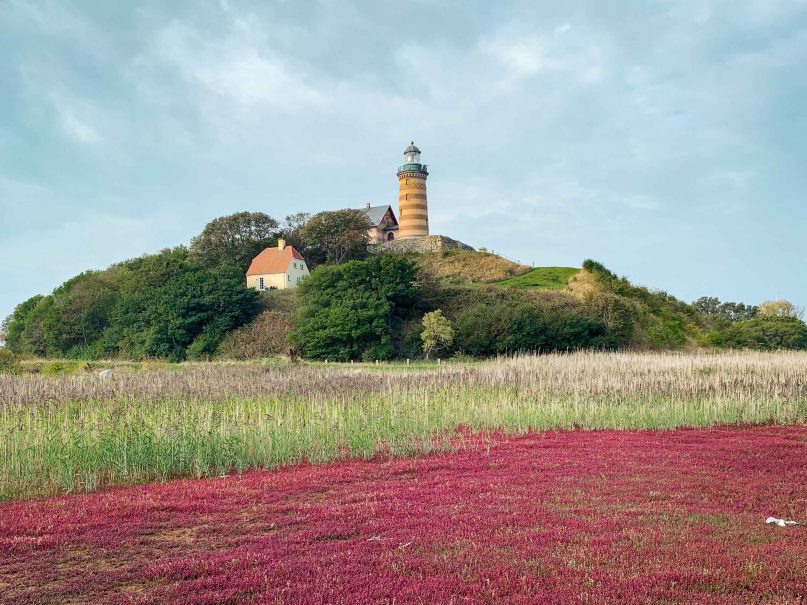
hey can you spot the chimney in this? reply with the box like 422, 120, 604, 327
365, 202, 371, 209
278, 239, 286, 251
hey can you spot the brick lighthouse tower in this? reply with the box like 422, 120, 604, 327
397, 142, 429, 238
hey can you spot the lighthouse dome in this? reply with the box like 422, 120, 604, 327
403, 141, 422, 164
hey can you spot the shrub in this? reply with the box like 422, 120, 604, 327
294, 255, 419, 361
582, 291, 637, 346
217, 311, 294, 359
0, 349, 21, 375
420, 310, 454, 359
455, 302, 610, 356
644, 317, 687, 349
719, 316, 807, 350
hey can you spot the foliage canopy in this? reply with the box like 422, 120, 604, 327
294, 255, 418, 361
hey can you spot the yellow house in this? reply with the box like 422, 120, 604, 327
246, 239, 310, 290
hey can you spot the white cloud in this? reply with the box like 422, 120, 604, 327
48, 90, 102, 143
479, 27, 607, 87
143, 21, 326, 113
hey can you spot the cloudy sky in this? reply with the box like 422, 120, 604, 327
1, 0, 806, 321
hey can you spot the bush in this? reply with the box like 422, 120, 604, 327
582, 291, 637, 346
455, 302, 610, 357
0, 349, 21, 375
420, 310, 455, 359
718, 316, 807, 350
294, 255, 419, 361
41, 360, 92, 376
217, 310, 294, 359
644, 317, 687, 349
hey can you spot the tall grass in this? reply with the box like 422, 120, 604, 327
1, 351, 806, 501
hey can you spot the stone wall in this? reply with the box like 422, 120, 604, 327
368, 234, 474, 255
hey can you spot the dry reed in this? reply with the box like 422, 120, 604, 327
1, 351, 805, 500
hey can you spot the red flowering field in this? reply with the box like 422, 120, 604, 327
1, 425, 806, 604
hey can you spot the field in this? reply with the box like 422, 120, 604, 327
496, 266, 580, 289
1, 352, 806, 603
1, 426, 806, 604
2, 352, 806, 501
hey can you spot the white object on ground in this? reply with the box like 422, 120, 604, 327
766, 517, 800, 527
98, 369, 113, 379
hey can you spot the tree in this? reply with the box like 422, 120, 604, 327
189, 212, 279, 270
693, 296, 758, 322
3, 295, 44, 354
294, 255, 419, 360
145, 265, 260, 361
278, 212, 311, 251
455, 301, 610, 357
758, 299, 804, 320
719, 316, 807, 350
299, 209, 372, 267
693, 296, 721, 316
420, 310, 454, 359
42, 271, 119, 356
583, 291, 636, 346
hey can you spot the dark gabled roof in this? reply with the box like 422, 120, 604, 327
362, 205, 398, 228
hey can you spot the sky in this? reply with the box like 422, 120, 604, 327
1, 0, 806, 323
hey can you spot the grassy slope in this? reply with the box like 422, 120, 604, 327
411, 250, 531, 285
496, 266, 580, 290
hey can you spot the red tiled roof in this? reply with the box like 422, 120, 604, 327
246, 245, 305, 276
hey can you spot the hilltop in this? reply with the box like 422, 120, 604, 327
496, 266, 580, 290
3, 221, 805, 365
409, 249, 531, 285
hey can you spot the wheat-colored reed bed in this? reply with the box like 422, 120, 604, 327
1, 351, 805, 500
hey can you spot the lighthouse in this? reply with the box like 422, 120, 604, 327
397, 142, 429, 238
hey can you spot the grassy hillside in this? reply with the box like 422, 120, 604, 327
412, 249, 531, 285
496, 266, 579, 290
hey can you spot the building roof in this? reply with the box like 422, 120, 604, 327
246, 245, 305, 276
404, 141, 420, 154
362, 204, 398, 228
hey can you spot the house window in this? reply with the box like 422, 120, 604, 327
258, 277, 264, 290
288, 275, 291, 281
293, 262, 297, 269
296, 277, 301, 284
301, 263, 305, 270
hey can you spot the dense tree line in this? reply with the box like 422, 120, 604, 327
2, 209, 373, 361
3, 247, 259, 361
4, 212, 806, 363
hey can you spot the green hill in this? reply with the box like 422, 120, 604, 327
496, 267, 580, 290
410, 249, 531, 285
